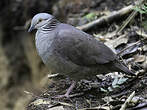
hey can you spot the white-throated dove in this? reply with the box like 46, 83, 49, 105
28, 13, 135, 98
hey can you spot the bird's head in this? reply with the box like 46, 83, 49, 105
28, 13, 54, 32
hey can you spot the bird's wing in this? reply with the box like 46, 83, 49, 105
52, 24, 116, 66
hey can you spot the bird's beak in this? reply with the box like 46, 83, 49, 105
28, 26, 34, 32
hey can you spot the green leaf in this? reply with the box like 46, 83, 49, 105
141, 20, 147, 30
112, 76, 118, 87
108, 87, 113, 92
133, 4, 147, 14
100, 88, 108, 92
112, 84, 120, 88
83, 12, 97, 21
117, 77, 128, 85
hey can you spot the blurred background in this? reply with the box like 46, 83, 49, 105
0, 0, 145, 110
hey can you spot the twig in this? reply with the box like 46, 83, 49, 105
120, 91, 135, 110
116, 11, 138, 34
136, 30, 147, 39
127, 102, 147, 110
51, 100, 74, 107
48, 73, 59, 78
24, 90, 40, 98
111, 90, 130, 99
77, 5, 134, 31
116, 0, 144, 34
78, 106, 112, 110
117, 41, 141, 56
68, 92, 84, 98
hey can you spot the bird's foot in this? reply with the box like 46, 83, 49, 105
52, 81, 76, 99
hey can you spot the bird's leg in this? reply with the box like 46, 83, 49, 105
65, 81, 76, 97
55, 81, 76, 98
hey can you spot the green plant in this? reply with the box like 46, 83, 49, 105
133, 3, 147, 14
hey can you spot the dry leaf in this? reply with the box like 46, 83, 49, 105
134, 55, 146, 63
49, 106, 64, 110
105, 34, 128, 53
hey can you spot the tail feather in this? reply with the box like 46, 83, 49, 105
114, 60, 136, 76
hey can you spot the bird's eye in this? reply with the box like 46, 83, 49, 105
39, 19, 43, 22
37, 19, 43, 24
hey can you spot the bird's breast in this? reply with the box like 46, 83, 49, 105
35, 31, 55, 63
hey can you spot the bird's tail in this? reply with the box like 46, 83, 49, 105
114, 60, 136, 76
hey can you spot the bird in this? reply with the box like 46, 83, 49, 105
28, 13, 135, 98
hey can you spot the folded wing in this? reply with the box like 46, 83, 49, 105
52, 24, 117, 67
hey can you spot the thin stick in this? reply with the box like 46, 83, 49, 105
117, 41, 141, 56
127, 102, 147, 110
116, 11, 138, 34
120, 91, 135, 110
116, 0, 144, 34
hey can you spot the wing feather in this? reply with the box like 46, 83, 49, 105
52, 24, 116, 66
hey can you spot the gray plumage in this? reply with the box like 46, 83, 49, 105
28, 13, 135, 81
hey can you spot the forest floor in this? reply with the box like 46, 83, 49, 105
26, 0, 147, 110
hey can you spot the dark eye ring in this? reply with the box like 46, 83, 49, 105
37, 19, 43, 24
39, 19, 43, 22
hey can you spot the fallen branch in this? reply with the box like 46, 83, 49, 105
77, 5, 134, 31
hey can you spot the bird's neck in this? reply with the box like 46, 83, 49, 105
39, 18, 60, 32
